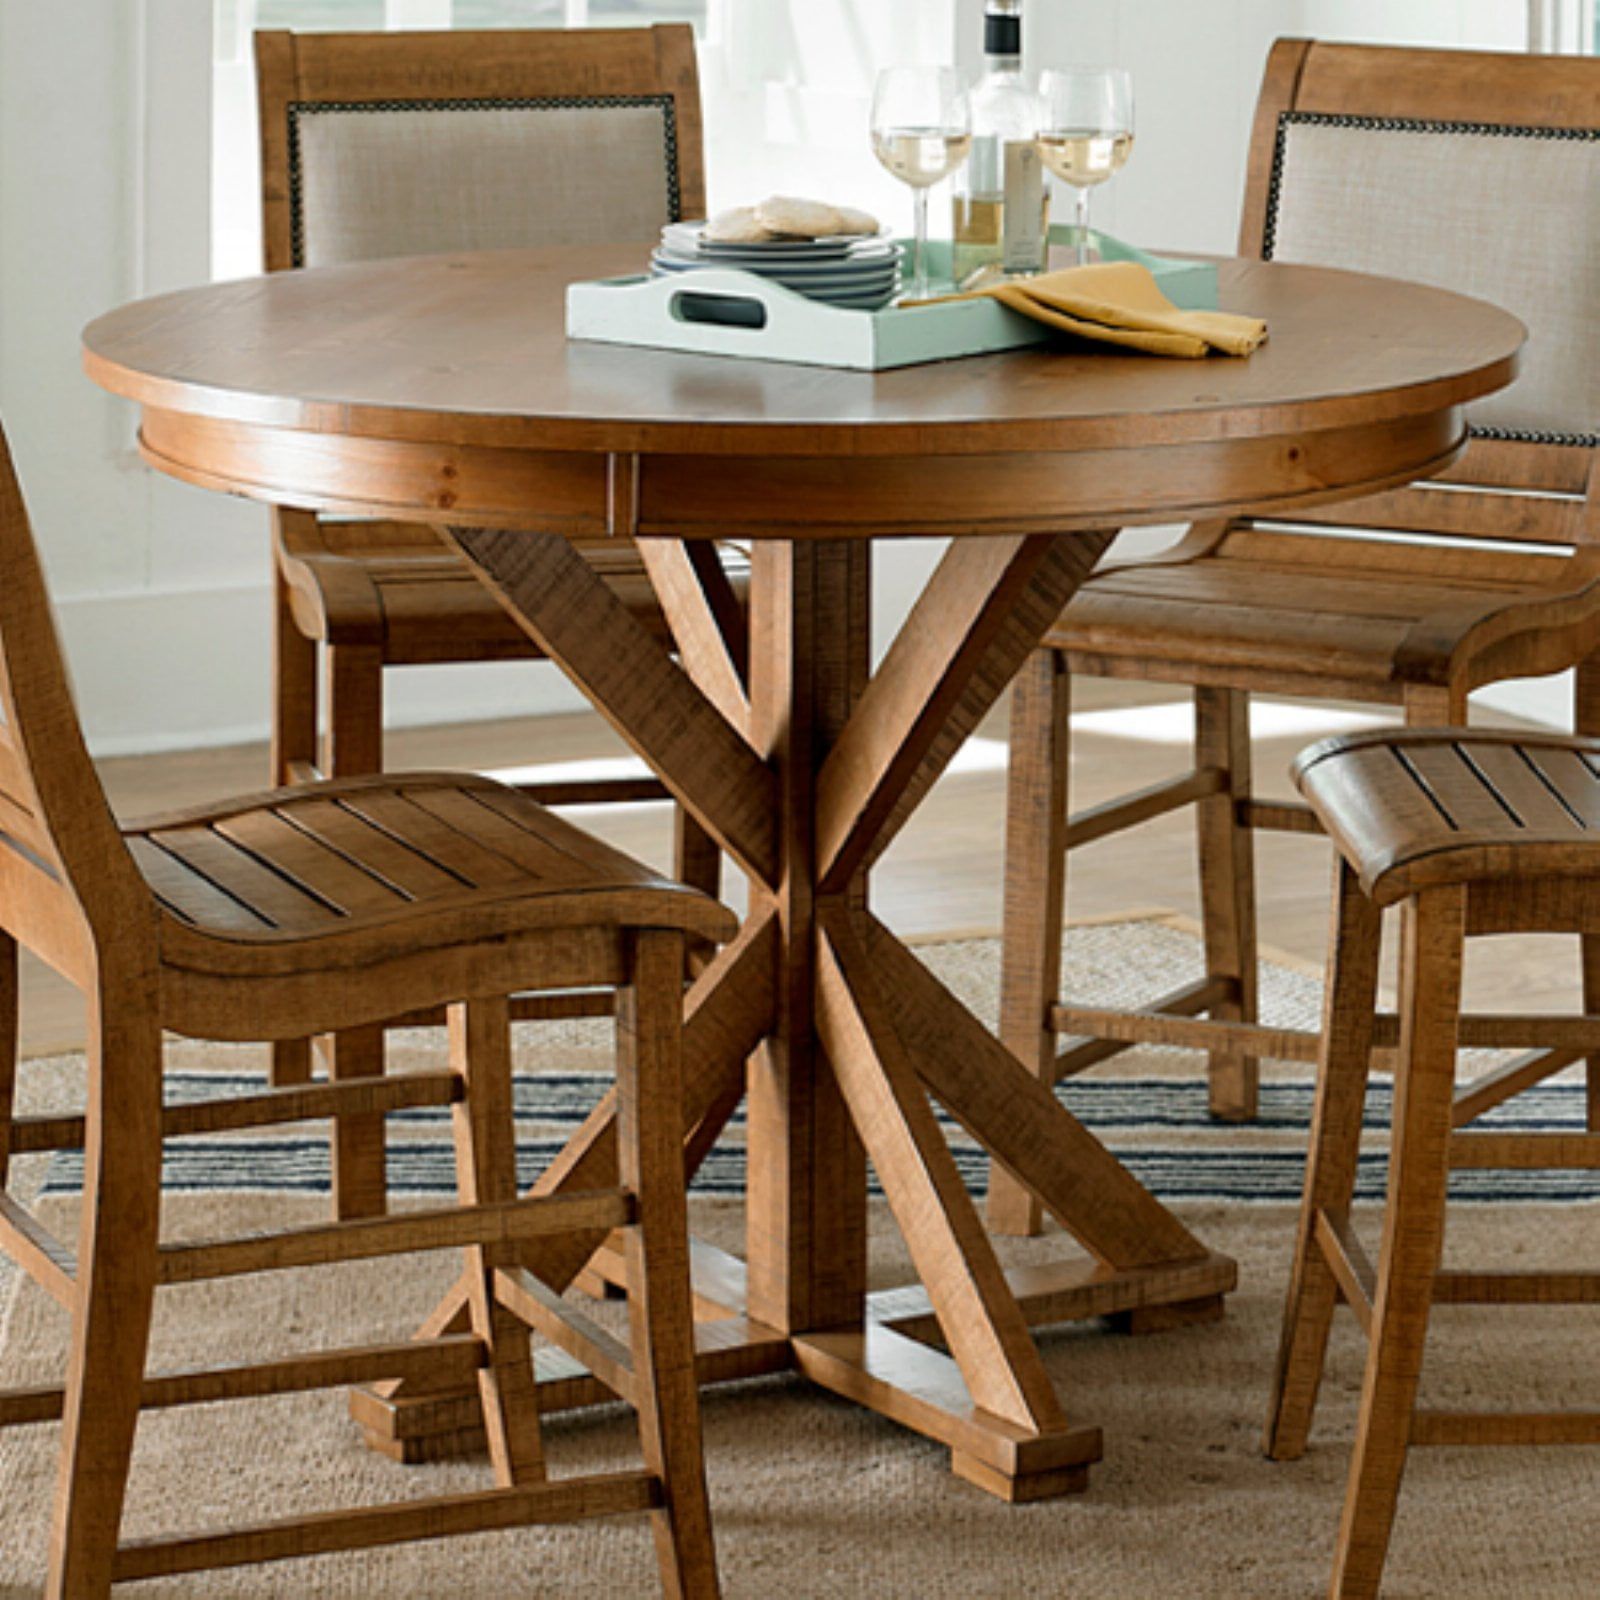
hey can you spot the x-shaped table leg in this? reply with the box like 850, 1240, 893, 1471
350, 521, 1236, 1500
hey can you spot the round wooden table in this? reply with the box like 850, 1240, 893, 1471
83, 244, 1522, 1502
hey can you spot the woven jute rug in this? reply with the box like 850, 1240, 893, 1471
2, 915, 1597, 1598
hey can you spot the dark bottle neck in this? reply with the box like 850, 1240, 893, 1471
984, 12, 1022, 59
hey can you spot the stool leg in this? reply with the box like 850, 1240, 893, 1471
618, 929, 720, 1599
1266, 859, 1382, 1459
269, 569, 317, 1090
320, 643, 388, 1218
674, 811, 722, 973
0, 930, 17, 1189
674, 811, 721, 903
1330, 886, 1464, 1600
1576, 657, 1600, 1131
992, 649, 1069, 1237
270, 564, 319, 788
46, 990, 163, 1600
451, 997, 544, 1486
1196, 686, 1259, 1121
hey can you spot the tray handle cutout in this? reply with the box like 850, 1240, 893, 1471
670, 289, 769, 331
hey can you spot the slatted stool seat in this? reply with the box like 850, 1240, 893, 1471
1264, 727, 1600, 1600
0, 427, 732, 1597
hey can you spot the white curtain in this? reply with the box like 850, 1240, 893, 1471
701, 0, 958, 226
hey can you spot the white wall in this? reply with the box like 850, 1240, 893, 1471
0, 0, 589, 756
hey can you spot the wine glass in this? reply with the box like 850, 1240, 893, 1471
871, 67, 973, 302
1036, 68, 1134, 266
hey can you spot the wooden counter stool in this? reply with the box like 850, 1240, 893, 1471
1266, 725, 1600, 1599
991, 39, 1600, 1234
256, 23, 748, 1214
0, 428, 731, 1598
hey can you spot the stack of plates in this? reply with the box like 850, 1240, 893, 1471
651, 221, 901, 312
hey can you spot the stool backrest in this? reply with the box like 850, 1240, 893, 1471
1238, 40, 1600, 545
0, 428, 145, 949
255, 24, 705, 273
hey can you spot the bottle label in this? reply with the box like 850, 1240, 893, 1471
1002, 140, 1046, 273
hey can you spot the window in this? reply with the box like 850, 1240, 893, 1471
212, 0, 714, 279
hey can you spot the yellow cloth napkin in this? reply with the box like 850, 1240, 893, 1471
923, 261, 1267, 359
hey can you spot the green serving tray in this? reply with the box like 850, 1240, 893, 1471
565, 228, 1217, 373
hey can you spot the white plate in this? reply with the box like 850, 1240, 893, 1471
650, 253, 898, 288
663, 222, 894, 262
654, 246, 898, 275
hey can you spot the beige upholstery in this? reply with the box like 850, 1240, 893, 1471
294, 100, 679, 266
1267, 116, 1600, 442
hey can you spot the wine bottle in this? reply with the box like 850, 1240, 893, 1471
952, 0, 1047, 289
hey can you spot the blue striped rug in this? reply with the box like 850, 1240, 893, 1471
35, 921, 1600, 1205
38, 1069, 1600, 1205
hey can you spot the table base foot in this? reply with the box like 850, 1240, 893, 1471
952, 1451, 1092, 1504
1109, 1293, 1229, 1337
794, 1322, 1104, 1503
350, 1242, 1233, 1499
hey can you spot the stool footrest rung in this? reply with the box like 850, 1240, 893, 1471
1052, 977, 1230, 1078
1433, 1269, 1600, 1305
0, 1193, 74, 1306
1453, 1049, 1584, 1128
1063, 769, 1224, 850
111, 1471, 662, 1580
496, 1265, 638, 1405
1053, 985, 1307, 1064
10, 1071, 464, 1155
1241, 799, 1322, 834
1315, 1209, 1375, 1335
1448, 1133, 1600, 1170
1411, 1411, 1600, 1448
0, 1334, 486, 1429
158, 1190, 637, 1285
390, 989, 616, 1028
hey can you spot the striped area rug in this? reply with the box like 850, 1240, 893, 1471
33, 914, 1600, 1205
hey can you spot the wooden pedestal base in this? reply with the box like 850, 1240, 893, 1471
341, 527, 1246, 1505
352, 1243, 1235, 1498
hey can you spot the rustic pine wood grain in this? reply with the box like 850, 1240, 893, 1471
0, 426, 731, 1597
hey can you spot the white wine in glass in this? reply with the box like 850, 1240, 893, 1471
1036, 129, 1134, 189
871, 67, 972, 302
872, 127, 974, 189
1037, 68, 1134, 265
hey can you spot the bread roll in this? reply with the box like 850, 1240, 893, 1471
754, 196, 880, 239
702, 206, 775, 245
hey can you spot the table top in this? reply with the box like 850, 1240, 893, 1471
82, 244, 1523, 461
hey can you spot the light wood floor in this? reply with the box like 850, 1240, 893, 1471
23, 677, 1576, 1058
